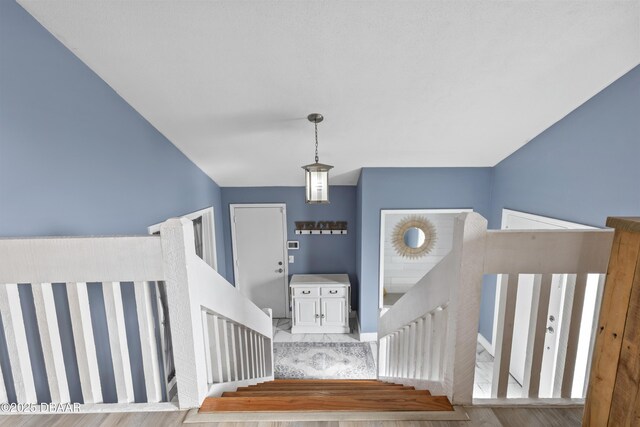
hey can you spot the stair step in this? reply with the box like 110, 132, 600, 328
246, 382, 406, 388
223, 389, 431, 397
200, 395, 453, 412
237, 385, 415, 392
271, 379, 385, 384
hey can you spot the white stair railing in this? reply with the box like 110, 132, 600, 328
379, 212, 615, 405
483, 228, 612, 401
379, 212, 487, 403
0, 217, 273, 410
160, 218, 273, 407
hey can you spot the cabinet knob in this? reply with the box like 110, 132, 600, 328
315, 314, 320, 318
321, 314, 325, 318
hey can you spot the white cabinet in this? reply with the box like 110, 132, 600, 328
290, 274, 350, 334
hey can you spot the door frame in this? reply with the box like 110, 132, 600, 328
229, 203, 290, 317
378, 208, 473, 310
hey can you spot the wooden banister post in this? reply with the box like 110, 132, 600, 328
160, 218, 208, 409
443, 212, 488, 405
583, 217, 640, 427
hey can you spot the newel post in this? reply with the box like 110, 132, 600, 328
583, 217, 640, 426
443, 212, 487, 405
160, 218, 208, 409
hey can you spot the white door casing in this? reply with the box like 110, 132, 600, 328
149, 206, 217, 271
230, 204, 289, 318
378, 209, 473, 310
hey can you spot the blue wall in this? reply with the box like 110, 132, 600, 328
479, 64, 640, 342
0, 0, 225, 403
220, 186, 359, 310
357, 168, 493, 333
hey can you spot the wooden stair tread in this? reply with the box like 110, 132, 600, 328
200, 395, 453, 412
237, 385, 415, 391
271, 379, 386, 384
223, 389, 432, 397
245, 382, 406, 388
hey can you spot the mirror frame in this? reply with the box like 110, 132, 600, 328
391, 215, 437, 259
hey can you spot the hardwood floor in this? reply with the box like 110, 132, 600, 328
0, 406, 585, 426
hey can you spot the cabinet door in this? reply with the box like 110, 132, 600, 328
294, 298, 320, 327
321, 298, 346, 327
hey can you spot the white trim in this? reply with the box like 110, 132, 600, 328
184, 406, 469, 422
229, 203, 290, 318
149, 206, 217, 271
378, 376, 445, 396
206, 375, 274, 397
359, 332, 378, 342
490, 209, 597, 354
472, 398, 585, 407
378, 209, 473, 310
477, 332, 494, 357
0, 402, 181, 414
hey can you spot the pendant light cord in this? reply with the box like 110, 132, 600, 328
314, 121, 319, 163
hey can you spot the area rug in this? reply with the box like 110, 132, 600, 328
274, 342, 376, 379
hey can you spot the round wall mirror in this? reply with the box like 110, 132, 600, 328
403, 227, 425, 248
392, 215, 437, 259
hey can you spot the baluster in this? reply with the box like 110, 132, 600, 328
408, 322, 417, 378
523, 274, 552, 398
68, 282, 103, 403
201, 312, 213, 385
414, 317, 425, 380
583, 274, 606, 397
422, 313, 433, 380
32, 282, 70, 403
102, 282, 133, 403
402, 326, 411, 377
134, 281, 162, 402
560, 273, 589, 398
492, 273, 519, 398
0, 283, 37, 403
210, 314, 224, 383
430, 309, 442, 380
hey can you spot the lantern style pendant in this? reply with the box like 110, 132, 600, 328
302, 113, 333, 204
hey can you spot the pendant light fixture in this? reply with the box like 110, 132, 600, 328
302, 113, 333, 204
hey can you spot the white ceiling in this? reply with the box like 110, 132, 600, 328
19, 0, 640, 186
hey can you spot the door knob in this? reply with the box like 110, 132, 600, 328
276, 268, 283, 273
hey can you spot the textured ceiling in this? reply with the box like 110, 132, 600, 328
19, 0, 640, 186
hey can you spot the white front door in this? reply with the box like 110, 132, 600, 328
231, 204, 288, 317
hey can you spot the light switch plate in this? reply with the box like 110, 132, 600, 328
288, 255, 294, 263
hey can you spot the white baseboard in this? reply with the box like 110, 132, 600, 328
359, 332, 378, 342
477, 332, 494, 357
352, 311, 378, 342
